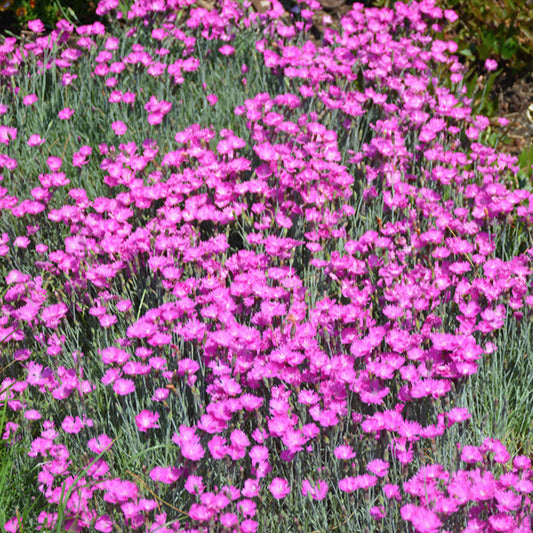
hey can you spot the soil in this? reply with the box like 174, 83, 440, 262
492, 71, 533, 159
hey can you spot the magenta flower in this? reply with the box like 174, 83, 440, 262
184, 475, 204, 494
58, 107, 74, 120
4, 517, 20, 533
230, 429, 250, 449
62, 73, 77, 86
240, 520, 258, 533
135, 410, 160, 432
40, 302, 68, 328
46, 156, 62, 171
219, 44, 235, 56
338, 474, 377, 493
111, 121, 127, 135
88, 434, 113, 454
334, 444, 356, 460
189, 504, 212, 522
116, 299, 132, 312
206, 94, 218, 106
28, 19, 45, 33
149, 465, 180, 484
62, 415, 84, 434
220, 513, 238, 528
27, 134, 45, 147
461, 445, 484, 464
22, 94, 37, 106
112, 378, 135, 396
151, 388, 169, 402
367, 459, 389, 477
181, 441, 205, 461
13, 236, 30, 248
383, 484, 401, 501
301, 479, 328, 500
94, 514, 113, 532
238, 499, 257, 517
409, 506, 442, 533
269, 477, 290, 499
446, 407, 471, 427
242, 478, 260, 498
147, 112, 163, 125
99, 314, 117, 328
485, 58, 498, 71
208, 435, 227, 459
24, 409, 41, 421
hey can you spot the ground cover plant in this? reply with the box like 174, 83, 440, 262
0, 0, 532, 531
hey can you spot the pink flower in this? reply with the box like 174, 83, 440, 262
13, 236, 30, 248
367, 459, 389, 477
94, 514, 113, 532
334, 444, 356, 460
338, 474, 377, 493
72, 145, 92, 167
181, 441, 205, 461
338, 476, 358, 493
230, 429, 250, 449
497, 117, 509, 127
24, 409, 41, 421
242, 478, 260, 498
147, 112, 163, 125
240, 520, 258, 533
58, 107, 74, 120
301, 479, 328, 500
461, 445, 484, 464
149, 465, 180, 484
489, 514, 515, 532
62, 73, 77, 86
269, 477, 290, 499
383, 484, 401, 500
23, 94, 37, 106
249, 445, 269, 465
27, 134, 45, 147
444, 9, 458, 22
113, 378, 135, 396
116, 299, 132, 312
88, 434, 113, 454
409, 506, 442, 533
446, 407, 471, 426
220, 513, 238, 528
219, 45, 235, 56
188, 503, 211, 522
111, 121, 127, 135
185, 475, 204, 494
206, 94, 218, 106
28, 19, 45, 33
40, 302, 68, 328
207, 436, 227, 459
485, 58, 498, 72
99, 314, 117, 328
238, 499, 257, 517
62, 415, 84, 434
46, 156, 62, 171
4, 517, 20, 533
151, 387, 169, 402
135, 410, 160, 432
513, 455, 531, 470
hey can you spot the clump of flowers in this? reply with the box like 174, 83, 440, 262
0, 0, 531, 531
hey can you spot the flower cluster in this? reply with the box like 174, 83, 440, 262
0, 0, 531, 531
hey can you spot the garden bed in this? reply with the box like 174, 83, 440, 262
0, 1, 532, 532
